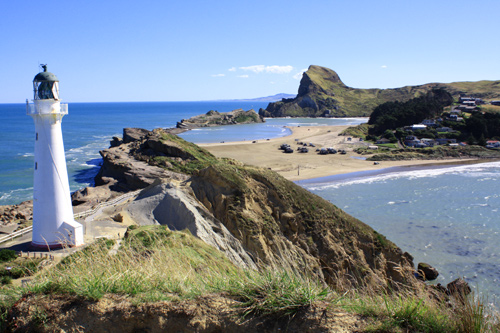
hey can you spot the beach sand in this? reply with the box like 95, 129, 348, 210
200, 125, 473, 181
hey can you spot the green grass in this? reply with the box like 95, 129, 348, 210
234, 112, 260, 124
367, 145, 500, 161
342, 292, 500, 333
0, 226, 498, 331
141, 132, 220, 175
376, 143, 398, 149
340, 123, 370, 139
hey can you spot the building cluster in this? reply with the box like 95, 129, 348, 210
403, 135, 460, 148
392, 95, 500, 149
400, 120, 462, 149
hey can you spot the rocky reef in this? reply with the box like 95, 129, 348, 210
177, 108, 264, 130
261, 65, 500, 118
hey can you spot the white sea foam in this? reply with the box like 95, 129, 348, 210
305, 161, 500, 191
0, 187, 34, 202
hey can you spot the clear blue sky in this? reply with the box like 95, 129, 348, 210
2, 0, 499, 103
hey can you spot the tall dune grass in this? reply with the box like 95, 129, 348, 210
2, 226, 498, 331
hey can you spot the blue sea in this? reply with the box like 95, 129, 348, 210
1, 102, 498, 304
299, 162, 500, 305
0, 102, 366, 205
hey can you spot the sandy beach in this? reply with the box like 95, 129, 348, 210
200, 125, 473, 181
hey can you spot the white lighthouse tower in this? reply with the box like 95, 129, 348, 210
27, 65, 84, 248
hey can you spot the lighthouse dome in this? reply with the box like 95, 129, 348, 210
33, 65, 60, 100
33, 65, 59, 83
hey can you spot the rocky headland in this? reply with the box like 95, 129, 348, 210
71, 127, 416, 290
1, 126, 487, 331
260, 65, 500, 118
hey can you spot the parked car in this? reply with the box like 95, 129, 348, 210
279, 143, 290, 150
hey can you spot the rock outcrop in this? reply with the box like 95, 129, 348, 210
79, 128, 419, 292
417, 262, 439, 281
261, 65, 500, 118
0, 201, 32, 224
177, 109, 264, 129
126, 181, 256, 269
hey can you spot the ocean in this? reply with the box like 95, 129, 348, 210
299, 162, 500, 305
1, 101, 498, 304
0, 102, 366, 205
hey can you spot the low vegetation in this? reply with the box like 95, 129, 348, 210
0, 249, 44, 286
1, 227, 498, 331
362, 144, 500, 161
340, 123, 370, 139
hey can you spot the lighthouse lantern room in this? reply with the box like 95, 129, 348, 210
27, 65, 84, 248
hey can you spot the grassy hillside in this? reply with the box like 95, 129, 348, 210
262, 65, 500, 118
3, 131, 500, 331
3, 227, 498, 332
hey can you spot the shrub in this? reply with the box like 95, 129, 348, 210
0, 250, 16, 263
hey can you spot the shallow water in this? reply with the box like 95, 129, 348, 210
299, 161, 500, 304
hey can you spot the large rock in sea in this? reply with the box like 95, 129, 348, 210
177, 108, 264, 129
417, 262, 439, 281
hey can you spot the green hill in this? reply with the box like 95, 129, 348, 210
260, 65, 500, 118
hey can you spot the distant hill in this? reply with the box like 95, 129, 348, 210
223, 93, 296, 102
260, 65, 500, 118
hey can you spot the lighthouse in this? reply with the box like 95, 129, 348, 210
27, 65, 84, 248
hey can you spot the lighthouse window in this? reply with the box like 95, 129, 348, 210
36, 132, 38, 141
35, 162, 37, 170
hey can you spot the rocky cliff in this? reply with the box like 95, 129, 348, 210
7, 128, 481, 331
74, 128, 418, 292
260, 65, 500, 118
177, 108, 264, 129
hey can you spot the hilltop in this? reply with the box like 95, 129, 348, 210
260, 65, 500, 118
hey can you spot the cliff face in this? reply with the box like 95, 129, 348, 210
261, 65, 500, 118
85, 128, 418, 292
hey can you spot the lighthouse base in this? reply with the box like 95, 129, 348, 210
30, 241, 70, 250
31, 220, 85, 249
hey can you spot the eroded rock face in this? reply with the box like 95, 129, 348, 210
126, 182, 256, 270
189, 164, 417, 291
73, 129, 191, 208
123, 128, 151, 144
73, 127, 419, 292
94, 132, 189, 192
7, 294, 368, 332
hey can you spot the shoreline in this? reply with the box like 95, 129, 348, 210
200, 125, 481, 181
